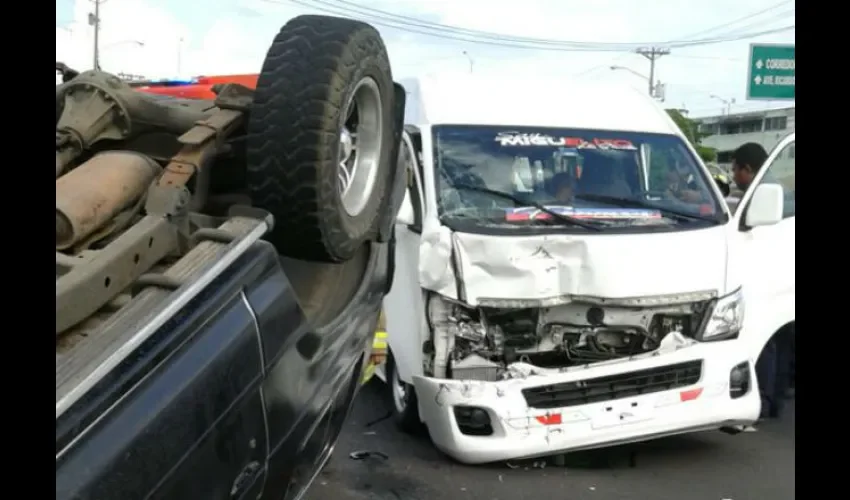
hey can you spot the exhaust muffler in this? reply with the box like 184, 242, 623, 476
56, 151, 160, 249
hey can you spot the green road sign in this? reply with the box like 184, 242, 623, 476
747, 44, 795, 100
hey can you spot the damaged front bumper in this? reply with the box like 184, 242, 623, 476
412, 338, 760, 465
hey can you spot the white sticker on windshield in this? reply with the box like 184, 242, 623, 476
494, 132, 637, 151
505, 206, 661, 221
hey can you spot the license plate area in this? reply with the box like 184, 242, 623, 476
591, 400, 654, 429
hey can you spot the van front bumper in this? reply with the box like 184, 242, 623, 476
412, 340, 760, 465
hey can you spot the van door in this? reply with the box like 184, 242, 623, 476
383, 131, 427, 384
730, 133, 796, 356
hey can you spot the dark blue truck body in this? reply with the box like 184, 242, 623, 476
56, 241, 389, 500
55, 84, 407, 500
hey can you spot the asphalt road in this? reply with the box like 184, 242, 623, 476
308, 381, 795, 500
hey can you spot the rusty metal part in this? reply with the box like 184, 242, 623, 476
148, 108, 244, 213
71, 190, 149, 252
213, 83, 255, 112
56, 151, 160, 250
55, 70, 220, 177
56, 73, 132, 177
56, 215, 179, 335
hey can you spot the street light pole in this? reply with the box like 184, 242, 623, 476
178, 37, 184, 75
462, 51, 473, 74
610, 65, 648, 82
103, 40, 145, 50
709, 94, 735, 115
610, 65, 664, 100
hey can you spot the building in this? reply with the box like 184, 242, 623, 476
693, 106, 795, 167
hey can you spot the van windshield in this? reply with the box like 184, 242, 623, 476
432, 125, 724, 233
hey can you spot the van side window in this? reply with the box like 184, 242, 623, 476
407, 131, 427, 208
755, 140, 795, 219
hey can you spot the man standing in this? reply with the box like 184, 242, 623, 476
731, 142, 792, 420
731, 143, 768, 192
726, 143, 769, 213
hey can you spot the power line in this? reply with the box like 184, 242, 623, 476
268, 0, 790, 50
319, 0, 792, 48
672, 0, 794, 40
693, 9, 794, 40
669, 25, 793, 48
669, 55, 745, 62
308, 0, 653, 48
267, 0, 793, 52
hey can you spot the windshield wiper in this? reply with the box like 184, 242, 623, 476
574, 193, 720, 223
452, 184, 601, 231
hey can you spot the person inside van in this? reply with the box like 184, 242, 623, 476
731, 142, 768, 192
550, 172, 575, 204
663, 166, 703, 204
575, 155, 633, 198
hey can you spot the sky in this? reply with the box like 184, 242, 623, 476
56, 0, 795, 118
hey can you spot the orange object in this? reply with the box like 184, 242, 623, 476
535, 413, 562, 426
136, 74, 259, 100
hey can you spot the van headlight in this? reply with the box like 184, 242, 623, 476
698, 288, 745, 341
427, 294, 486, 343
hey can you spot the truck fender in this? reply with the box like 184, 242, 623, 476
377, 82, 408, 243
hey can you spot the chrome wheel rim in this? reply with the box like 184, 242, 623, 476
338, 77, 383, 217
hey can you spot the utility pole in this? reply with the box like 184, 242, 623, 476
89, 0, 108, 70
635, 47, 670, 97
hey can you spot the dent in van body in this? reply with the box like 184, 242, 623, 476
419, 225, 728, 306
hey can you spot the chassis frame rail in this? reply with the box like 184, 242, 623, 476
56, 209, 273, 420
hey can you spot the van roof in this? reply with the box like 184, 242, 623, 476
400, 74, 678, 136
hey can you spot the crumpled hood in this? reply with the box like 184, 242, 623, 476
419, 224, 728, 305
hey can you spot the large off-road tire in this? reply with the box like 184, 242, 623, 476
247, 15, 395, 262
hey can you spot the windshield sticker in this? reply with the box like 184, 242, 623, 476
505, 206, 661, 221
495, 132, 637, 150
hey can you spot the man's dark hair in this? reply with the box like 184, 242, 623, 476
552, 172, 574, 188
732, 143, 768, 173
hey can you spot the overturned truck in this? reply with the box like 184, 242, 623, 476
56, 15, 406, 500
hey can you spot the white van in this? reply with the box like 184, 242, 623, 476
381, 75, 795, 464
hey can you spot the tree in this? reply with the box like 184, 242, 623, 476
695, 145, 717, 163
665, 108, 717, 163
666, 108, 698, 143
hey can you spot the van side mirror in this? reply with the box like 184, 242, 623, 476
396, 190, 415, 226
744, 183, 784, 228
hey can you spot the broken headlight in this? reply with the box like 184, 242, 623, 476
427, 294, 485, 342
698, 287, 744, 342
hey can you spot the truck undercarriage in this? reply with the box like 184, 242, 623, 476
56, 14, 406, 500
